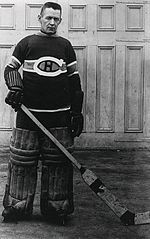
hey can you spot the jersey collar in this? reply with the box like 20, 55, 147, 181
36, 31, 59, 38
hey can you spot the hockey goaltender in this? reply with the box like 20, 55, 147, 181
2, 2, 84, 223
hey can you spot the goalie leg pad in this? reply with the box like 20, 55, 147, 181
2, 128, 39, 220
40, 127, 74, 218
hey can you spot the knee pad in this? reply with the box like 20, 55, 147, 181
3, 128, 40, 219
40, 127, 74, 218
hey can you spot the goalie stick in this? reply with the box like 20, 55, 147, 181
21, 104, 150, 226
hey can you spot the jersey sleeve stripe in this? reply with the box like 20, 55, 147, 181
67, 61, 77, 67
12, 56, 22, 65
68, 71, 79, 77
7, 64, 14, 68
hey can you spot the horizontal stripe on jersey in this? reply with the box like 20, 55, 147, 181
23, 57, 67, 77
28, 106, 71, 113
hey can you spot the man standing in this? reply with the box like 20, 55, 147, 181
2, 2, 83, 223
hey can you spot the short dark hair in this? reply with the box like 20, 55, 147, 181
40, 2, 62, 16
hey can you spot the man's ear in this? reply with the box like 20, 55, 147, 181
38, 14, 42, 23
58, 18, 62, 25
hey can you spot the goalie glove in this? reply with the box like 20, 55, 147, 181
5, 88, 23, 112
70, 111, 84, 137
70, 90, 84, 137
4, 65, 24, 111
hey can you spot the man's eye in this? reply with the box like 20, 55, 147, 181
54, 18, 59, 22
46, 17, 59, 22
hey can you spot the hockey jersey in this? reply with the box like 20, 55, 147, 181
10, 32, 81, 112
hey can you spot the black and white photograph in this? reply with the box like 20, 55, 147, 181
0, 0, 150, 238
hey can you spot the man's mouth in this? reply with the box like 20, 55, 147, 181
47, 26, 55, 30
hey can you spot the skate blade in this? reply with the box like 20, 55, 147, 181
134, 211, 150, 225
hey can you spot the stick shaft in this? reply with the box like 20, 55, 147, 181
21, 105, 128, 215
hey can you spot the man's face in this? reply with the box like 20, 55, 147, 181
38, 7, 61, 34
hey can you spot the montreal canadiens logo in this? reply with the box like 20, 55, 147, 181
34, 56, 67, 77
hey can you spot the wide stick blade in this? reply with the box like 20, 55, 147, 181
135, 212, 150, 225
81, 168, 128, 217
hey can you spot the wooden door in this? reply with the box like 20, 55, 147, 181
0, 0, 149, 149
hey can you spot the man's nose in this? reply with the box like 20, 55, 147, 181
50, 18, 55, 25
